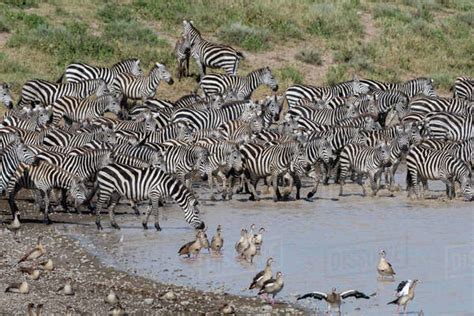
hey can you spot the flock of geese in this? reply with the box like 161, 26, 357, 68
172, 222, 420, 314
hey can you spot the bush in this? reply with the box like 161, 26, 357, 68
278, 66, 304, 85
97, 3, 133, 23
2, 0, 38, 9
295, 49, 323, 66
218, 23, 270, 51
104, 20, 165, 46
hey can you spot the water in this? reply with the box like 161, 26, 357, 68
63, 174, 474, 315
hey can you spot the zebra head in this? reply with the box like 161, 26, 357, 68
177, 122, 194, 142
375, 141, 391, 166
318, 137, 336, 164
182, 20, 200, 44
363, 116, 380, 131
94, 79, 110, 97
352, 75, 370, 95
395, 126, 410, 153
35, 106, 53, 127
290, 147, 311, 176
69, 179, 87, 207
150, 152, 165, 170
422, 78, 436, 97
259, 67, 278, 92
98, 126, 117, 145
459, 171, 473, 201
186, 196, 205, 230
131, 58, 142, 76
154, 62, 174, 85
105, 93, 122, 115
0, 83, 14, 109
227, 150, 243, 172
14, 141, 36, 164
262, 95, 282, 122
405, 122, 423, 145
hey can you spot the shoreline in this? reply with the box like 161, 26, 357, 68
0, 210, 302, 315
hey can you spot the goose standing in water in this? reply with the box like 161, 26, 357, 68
242, 235, 257, 263
211, 224, 224, 254
254, 227, 265, 249
198, 228, 211, 253
258, 271, 284, 305
377, 249, 396, 280
249, 257, 274, 290
235, 228, 249, 256
298, 288, 370, 314
178, 231, 204, 258
388, 279, 419, 313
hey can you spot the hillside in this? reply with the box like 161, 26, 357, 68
0, 0, 473, 102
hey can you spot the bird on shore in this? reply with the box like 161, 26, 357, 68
19, 266, 41, 280
211, 224, 224, 254
39, 259, 54, 272
17, 236, 45, 265
377, 250, 396, 280
242, 235, 257, 263
27, 303, 43, 316
258, 271, 284, 305
5, 281, 29, 294
65, 305, 74, 316
219, 303, 236, 314
57, 277, 75, 295
249, 257, 273, 290
388, 279, 419, 313
4, 212, 21, 236
297, 288, 370, 314
178, 231, 204, 258
235, 228, 249, 256
198, 228, 211, 253
105, 289, 120, 305
109, 302, 126, 316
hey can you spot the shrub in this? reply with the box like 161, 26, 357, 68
218, 23, 270, 51
103, 20, 165, 46
278, 66, 304, 85
295, 49, 323, 66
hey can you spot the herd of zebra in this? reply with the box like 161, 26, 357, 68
0, 20, 473, 231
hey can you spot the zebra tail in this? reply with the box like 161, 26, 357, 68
56, 73, 64, 84
236, 51, 245, 60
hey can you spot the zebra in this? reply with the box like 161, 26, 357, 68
172, 100, 259, 130
199, 67, 278, 100
1, 126, 52, 146
422, 112, 473, 141
382, 127, 411, 191
174, 36, 190, 80
1, 106, 52, 131
52, 93, 122, 125
240, 141, 308, 201
304, 137, 336, 199
0, 130, 21, 150
339, 142, 391, 197
0, 140, 36, 195
111, 63, 174, 105
408, 96, 473, 117
137, 121, 193, 144
219, 117, 263, 143
452, 77, 473, 101
59, 58, 142, 86
182, 20, 244, 79
94, 163, 205, 230
419, 138, 473, 171
0, 82, 14, 109
6, 160, 87, 223
113, 111, 157, 133
112, 143, 162, 163
368, 89, 410, 127
43, 126, 116, 147
360, 77, 436, 98
18, 79, 109, 108
289, 103, 359, 126
285, 76, 369, 108
406, 145, 472, 201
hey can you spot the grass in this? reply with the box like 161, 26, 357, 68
0, 0, 472, 101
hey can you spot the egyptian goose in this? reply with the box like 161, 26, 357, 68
242, 235, 257, 263
254, 227, 265, 249
235, 229, 249, 255
57, 277, 75, 295
298, 288, 370, 313
27, 303, 42, 316
19, 266, 41, 280
258, 271, 284, 305
388, 279, 419, 313
110, 303, 126, 316
5, 281, 29, 294
105, 289, 120, 305
178, 231, 204, 258
39, 259, 54, 272
211, 225, 224, 254
249, 257, 273, 290
219, 303, 236, 314
17, 236, 45, 264
198, 228, 211, 253
377, 250, 396, 279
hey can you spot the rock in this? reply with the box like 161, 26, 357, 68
260, 305, 273, 313
144, 298, 154, 305
161, 290, 177, 301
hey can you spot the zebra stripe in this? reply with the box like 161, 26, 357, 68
182, 20, 244, 78
408, 96, 473, 117
406, 145, 472, 200
422, 112, 473, 141
174, 37, 190, 80
19, 79, 109, 108
2, 107, 51, 131
452, 77, 473, 101
360, 77, 436, 98
43, 127, 116, 147
61, 58, 142, 86
0, 140, 36, 194
95, 163, 205, 230
200, 67, 278, 100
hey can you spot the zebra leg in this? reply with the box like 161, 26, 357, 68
131, 201, 140, 217
208, 172, 216, 201
42, 189, 52, 225
246, 176, 260, 201
370, 171, 380, 197
307, 167, 321, 199
152, 195, 162, 231
294, 174, 302, 200
8, 184, 22, 219
272, 172, 280, 202
217, 171, 228, 200
108, 193, 121, 229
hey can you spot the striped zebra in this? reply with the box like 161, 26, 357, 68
305, 137, 336, 199
339, 142, 391, 197
182, 20, 244, 79
52, 93, 121, 125
1, 106, 52, 131
452, 77, 473, 101
111, 63, 174, 104
0, 140, 36, 195
289, 103, 359, 126
369, 89, 410, 127
408, 96, 473, 117
43, 127, 116, 147
240, 141, 308, 201
140, 122, 193, 144
94, 163, 205, 230
0, 130, 21, 150
172, 100, 259, 130
112, 143, 162, 163
59, 58, 142, 87
0, 83, 14, 109
6, 160, 87, 223
114, 111, 157, 133
285, 76, 369, 108
382, 127, 411, 190
406, 146, 472, 200
0, 126, 52, 146
360, 77, 436, 98
18, 79, 109, 108
422, 112, 473, 141
219, 117, 263, 143
420, 138, 473, 171
200, 67, 278, 100
174, 36, 190, 80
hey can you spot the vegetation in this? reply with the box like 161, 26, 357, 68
0, 0, 472, 103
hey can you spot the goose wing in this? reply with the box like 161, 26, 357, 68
340, 290, 370, 300
395, 280, 410, 296
249, 270, 265, 289
297, 291, 327, 301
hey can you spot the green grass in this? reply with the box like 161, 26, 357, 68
0, 0, 472, 99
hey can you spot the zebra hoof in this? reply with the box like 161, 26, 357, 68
111, 223, 121, 230
307, 192, 315, 199
142, 223, 148, 230
155, 223, 162, 231
249, 195, 256, 201
43, 218, 52, 225
96, 222, 103, 230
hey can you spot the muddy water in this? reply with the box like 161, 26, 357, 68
63, 173, 474, 315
